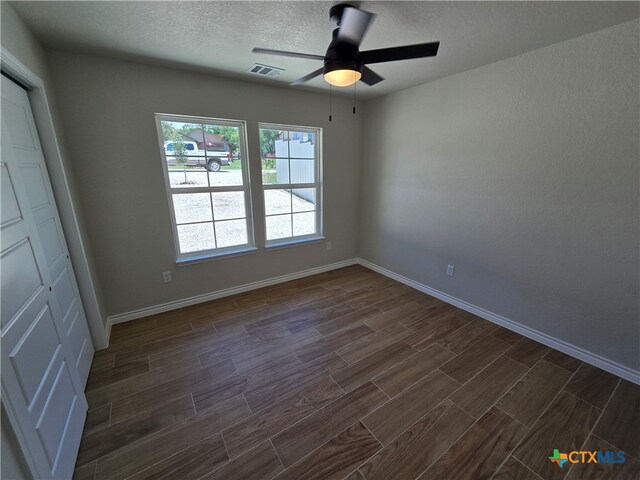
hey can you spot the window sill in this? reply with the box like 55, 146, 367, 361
176, 246, 258, 266
264, 236, 326, 250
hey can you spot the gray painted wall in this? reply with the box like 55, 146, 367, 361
359, 19, 639, 372
46, 51, 362, 318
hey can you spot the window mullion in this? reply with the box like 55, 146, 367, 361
209, 191, 217, 249
265, 212, 295, 219
287, 129, 292, 238
263, 183, 317, 190
169, 186, 245, 194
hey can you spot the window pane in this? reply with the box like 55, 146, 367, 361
212, 192, 246, 220
200, 123, 237, 158
261, 160, 277, 185
293, 212, 316, 237
173, 193, 212, 224
292, 188, 316, 212
262, 158, 278, 185
266, 215, 292, 241
166, 158, 209, 188
161, 122, 207, 174
261, 129, 287, 185
289, 159, 315, 184
272, 157, 290, 185
288, 131, 315, 158
165, 151, 206, 161
177, 222, 215, 253
274, 131, 290, 157
264, 189, 291, 216
207, 164, 242, 187
260, 129, 286, 158
215, 219, 248, 248
161, 120, 203, 146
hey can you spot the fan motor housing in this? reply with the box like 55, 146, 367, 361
324, 28, 362, 74
329, 3, 355, 25
323, 58, 362, 76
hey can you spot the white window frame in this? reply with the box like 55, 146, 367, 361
155, 113, 256, 264
259, 123, 323, 248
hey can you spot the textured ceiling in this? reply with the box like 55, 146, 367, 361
9, 1, 640, 99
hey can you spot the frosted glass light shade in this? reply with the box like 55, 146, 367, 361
323, 69, 361, 87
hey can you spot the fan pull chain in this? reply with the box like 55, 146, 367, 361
329, 84, 333, 122
353, 71, 357, 114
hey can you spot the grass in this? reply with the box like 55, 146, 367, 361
225, 161, 242, 171
263, 172, 277, 184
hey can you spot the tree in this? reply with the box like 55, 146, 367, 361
161, 122, 189, 183
204, 125, 240, 156
161, 121, 176, 140
173, 141, 189, 183
259, 129, 280, 169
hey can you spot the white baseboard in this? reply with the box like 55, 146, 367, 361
102, 255, 639, 384
103, 317, 112, 346
358, 258, 640, 385
104, 258, 358, 342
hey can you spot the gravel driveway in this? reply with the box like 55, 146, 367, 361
169, 169, 243, 187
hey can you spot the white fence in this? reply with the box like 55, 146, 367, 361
275, 139, 315, 203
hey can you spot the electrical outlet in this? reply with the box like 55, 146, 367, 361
326, 241, 332, 251
446, 265, 455, 277
162, 271, 172, 283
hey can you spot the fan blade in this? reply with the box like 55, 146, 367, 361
360, 66, 384, 86
337, 7, 375, 46
291, 68, 324, 86
253, 47, 324, 61
361, 42, 440, 64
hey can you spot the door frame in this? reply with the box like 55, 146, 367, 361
1, 47, 107, 351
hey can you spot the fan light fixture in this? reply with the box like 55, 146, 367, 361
323, 69, 361, 87
252, 3, 440, 91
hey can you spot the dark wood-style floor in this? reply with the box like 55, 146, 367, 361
74, 265, 639, 480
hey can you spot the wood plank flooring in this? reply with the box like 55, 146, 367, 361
75, 265, 639, 480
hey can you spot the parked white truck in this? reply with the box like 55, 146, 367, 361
164, 140, 231, 172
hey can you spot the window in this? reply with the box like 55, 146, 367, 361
155, 114, 255, 262
259, 124, 322, 245
206, 143, 227, 152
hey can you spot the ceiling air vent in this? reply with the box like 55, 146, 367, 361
248, 63, 284, 78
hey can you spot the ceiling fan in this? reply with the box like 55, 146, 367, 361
252, 3, 440, 88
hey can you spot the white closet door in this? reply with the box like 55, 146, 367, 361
1, 75, 93, 383
1, 76, 89, 479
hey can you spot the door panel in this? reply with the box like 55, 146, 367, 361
0, 236, 43, 327
1, 75, 89, 479
1, 75, 93, 383
36, 360, 78, 467
37, 218, 64, 267
52, 269, 74, 321
1, 163, 21, 224
21, 164, 51, 212
9, 304, 60, 406
67, 312, 86, 361
1, 94, 37, 150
